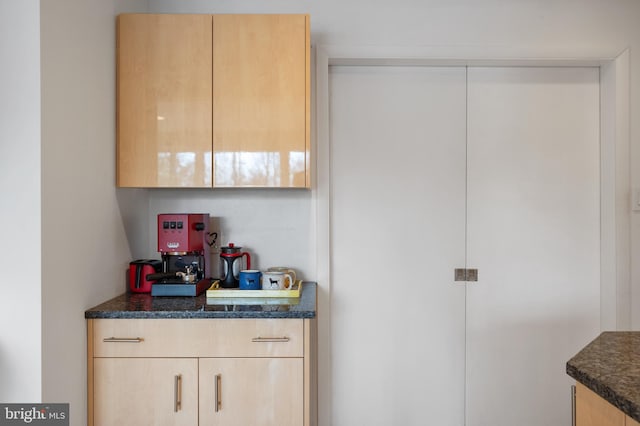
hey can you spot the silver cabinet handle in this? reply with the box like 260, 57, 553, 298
571, 385, 576, 426
103, 337, 144, 343
214, 374, 221, 413
174, 375, 182, 412
251, 337, 290, 343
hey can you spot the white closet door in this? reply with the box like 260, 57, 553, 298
329, 66, 467, 426
465, 67, 601, 426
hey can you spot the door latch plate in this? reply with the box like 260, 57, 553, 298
454, 268, 478, 282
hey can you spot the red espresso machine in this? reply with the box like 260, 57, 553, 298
150, 213, 212, 296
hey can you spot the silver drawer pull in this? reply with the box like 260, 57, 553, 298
251, 337, 290, 343
103, 337, 144, 343
214, 374, 221, 413
174, 374, 182, 412
571, 385, 576, 426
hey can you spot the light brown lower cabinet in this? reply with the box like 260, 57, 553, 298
576, 382, 639, 426
199, 358, 303, 425
94, 358, 198, 426
88, 318, 316, 426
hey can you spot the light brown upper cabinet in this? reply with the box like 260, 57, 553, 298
116, 14, 311, 188
213, 15, 310, 188
117, 14, 213, 188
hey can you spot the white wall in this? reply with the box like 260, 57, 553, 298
0, 0, 42, 402
4, 0, 639, 424
143, 189, 315, 279
40, 0, 147, 424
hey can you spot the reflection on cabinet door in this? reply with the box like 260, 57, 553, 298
93, 358, 198, 426
117, 14, 213, 188
199, 358, 304, 426
212, 14, 310, 188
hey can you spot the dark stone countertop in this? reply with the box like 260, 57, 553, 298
85, 282, 317, 319
567, 332, 640, 421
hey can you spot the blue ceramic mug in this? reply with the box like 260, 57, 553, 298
239, 270, 262, 290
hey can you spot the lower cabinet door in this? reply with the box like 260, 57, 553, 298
93, 358, 198, 426
199, 357, 304, 426
575, 383, 625, 426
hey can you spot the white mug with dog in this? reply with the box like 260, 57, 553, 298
266, 267, 296, 284
261, 271, 294, 290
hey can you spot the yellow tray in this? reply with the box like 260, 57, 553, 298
206, 280, 303, 298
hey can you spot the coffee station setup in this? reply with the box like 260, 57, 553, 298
127, 213, 303, 299
85, 213, 317, 426
85, 212, 315, 320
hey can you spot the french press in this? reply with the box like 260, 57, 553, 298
219, 243, 251, 288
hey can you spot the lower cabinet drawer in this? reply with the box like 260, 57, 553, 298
91, 318, 304, 358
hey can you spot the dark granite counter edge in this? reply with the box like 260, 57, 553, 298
85, 311, 316, 319
566, 361, 640, 422
84, 282, 317, 319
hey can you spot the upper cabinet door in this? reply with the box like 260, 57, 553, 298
117, 14, 213, 188
212, 15, 310, 188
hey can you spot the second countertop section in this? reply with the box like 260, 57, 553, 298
567, 331, 640, 422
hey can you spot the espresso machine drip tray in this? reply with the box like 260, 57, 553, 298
151, 279, 212, 297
